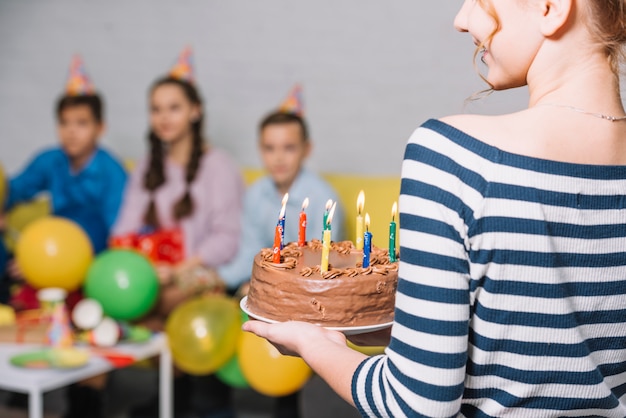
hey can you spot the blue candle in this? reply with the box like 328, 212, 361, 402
278, 193, 288, 249
363, 213, 372, 268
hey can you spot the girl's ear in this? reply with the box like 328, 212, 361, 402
539, 0, 573, 37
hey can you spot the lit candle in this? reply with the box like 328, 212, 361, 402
362, 213, 372, 268
355, 190, 365, 250
322, 199, 333, 233
389, 202, 397, 262
298, 197, 309, 246
272, 225, 282, 263
278, 193, 289, 249
321, 202, 337, 273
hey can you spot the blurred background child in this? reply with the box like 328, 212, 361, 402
1, 55, 127, 310
0, 54, 127, 417
111, 47, 244, 418
217, 85, 344, 418
218, 85, 345, 291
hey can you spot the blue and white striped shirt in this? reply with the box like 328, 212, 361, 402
352, 119, 626, 417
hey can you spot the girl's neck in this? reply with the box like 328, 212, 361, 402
527, 45, 623, 114
167, 133, 193, 166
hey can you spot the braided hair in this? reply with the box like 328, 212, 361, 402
143, 77, 205, 228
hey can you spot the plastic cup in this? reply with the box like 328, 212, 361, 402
37, 287, 67, 319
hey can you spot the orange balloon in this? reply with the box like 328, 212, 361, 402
238, 331, 312, 397
16, 216, 93, 291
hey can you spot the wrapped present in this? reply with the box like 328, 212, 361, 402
0, 309, 48, 343
109, 233, 138, 249
110, 228, 185, 265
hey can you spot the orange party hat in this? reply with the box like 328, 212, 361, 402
278, 84, 304, 116
65, 54, 95, 96
169, 46, 195, 82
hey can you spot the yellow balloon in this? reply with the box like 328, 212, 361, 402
238, 331, 312, 397
3, 198, 50, 253
16, 216, 93, 291
166, 296, 240, 375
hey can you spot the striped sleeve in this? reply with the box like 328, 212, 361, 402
352, 119, 626, 417
352, 124, 475, 417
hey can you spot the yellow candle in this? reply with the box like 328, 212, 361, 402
355, 190, 365, 250
321, 229, 331, 272
321, 202, 337, 273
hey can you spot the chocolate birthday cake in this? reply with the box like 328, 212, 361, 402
246, 240, 398, 327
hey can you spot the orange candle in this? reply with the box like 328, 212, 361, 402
298, 197, 309, 246
272, 225, 282, 263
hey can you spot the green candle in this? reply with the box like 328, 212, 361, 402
322, 199, 333, 232
389, 202, 397, 262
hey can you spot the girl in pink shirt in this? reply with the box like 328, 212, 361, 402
113, 75, 244, 329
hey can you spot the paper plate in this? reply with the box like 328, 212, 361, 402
10, 348, 90, 369
240, 296, 393, 336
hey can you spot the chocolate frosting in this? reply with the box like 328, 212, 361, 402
246, 240, 398, 327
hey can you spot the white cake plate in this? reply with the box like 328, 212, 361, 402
240, 296, 393, 336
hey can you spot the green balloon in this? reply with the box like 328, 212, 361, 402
84, 250, 159, 321
240, 310, 249, 323
216, 354, 249, 389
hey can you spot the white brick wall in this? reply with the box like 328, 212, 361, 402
0, 0, 527, 175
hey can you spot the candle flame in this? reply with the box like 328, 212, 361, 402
325, 199, 333, 211
391, 201, 397, 221
279, 203, 286, 219
281, 193, 289, 207
365, 213, 371, 231
327, 202, 337, 225
302, 197, 309, 211
356, 190, 365, 215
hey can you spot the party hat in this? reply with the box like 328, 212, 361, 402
278, 84, 304, 116
169, 46, 195, 82
65, 54, 95, 96
47, 301, 73, 348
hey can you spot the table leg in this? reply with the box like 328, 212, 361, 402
28, 388, 43, 418
159, 344, 173, 418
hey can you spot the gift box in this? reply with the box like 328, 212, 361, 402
110, 228, 185, 265
0, 310, 48, 344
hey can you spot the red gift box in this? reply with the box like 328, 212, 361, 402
110, 228, 185, 265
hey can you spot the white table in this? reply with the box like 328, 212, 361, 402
0, 333, 172, 418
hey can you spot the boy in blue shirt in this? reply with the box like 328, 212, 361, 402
1, 55, 127, 418
4, 55, 127, 255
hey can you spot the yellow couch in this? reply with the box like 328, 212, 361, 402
242, 169, 401, 249
4, 168, 401, 253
